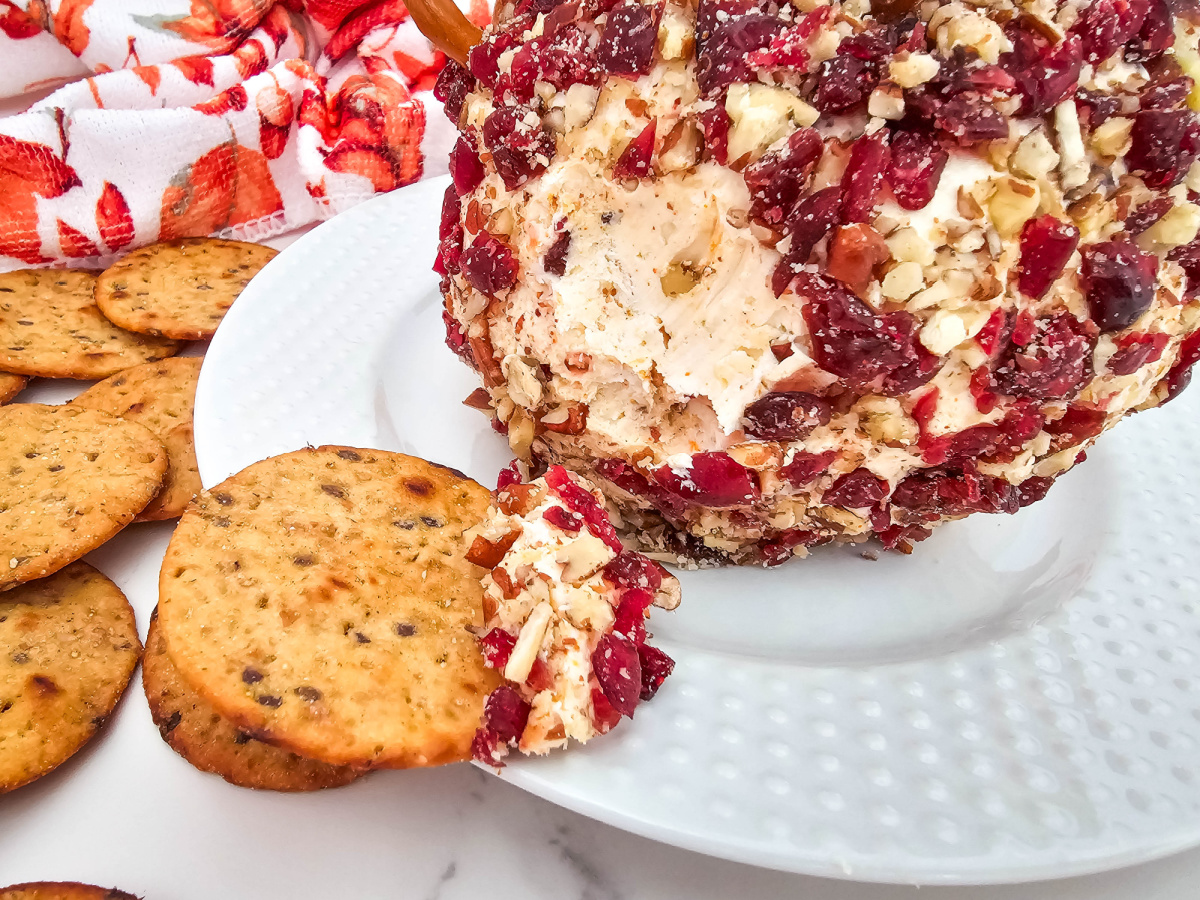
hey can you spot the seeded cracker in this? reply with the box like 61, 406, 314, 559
143, 610, 359, 791
0, 269, 179, 379
0, 373, 26, 404
95, 239, 278, 340
72, 357, 202, 521
0, 404, 167, 590
0, 562, 141, 794
0, 884, 139, 900
156, 447, 502, 769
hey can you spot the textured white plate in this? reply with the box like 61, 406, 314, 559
195, 175, 1200, 885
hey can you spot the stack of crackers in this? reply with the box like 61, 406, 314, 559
0, 239, 278, 795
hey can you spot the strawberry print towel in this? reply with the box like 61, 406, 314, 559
0, 0, 488, 269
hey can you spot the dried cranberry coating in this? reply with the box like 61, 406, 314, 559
1017, 215, 1080, 299
840, 130, 890, 223
822, 469, 888, 508
696, 14, 786, 97
483, 686, 532, 743
1108, 332, 1170, 375
478, 628, 517, 668
449, 137, 485, 196
892, 468, 1041, 518
1166, 329, 1200, 400
433, 61, 473, 123
591, 632, 642, 717
613, 588, 654, 643
1169, 238, 1200, 297
1126, 109, 1200, 189
742, 127, 823, 228
612, 120, 657, 179
603, 550, 664, 592
469, 30, 519, 88
772, 186, 842, 295
797, 273, 930, 394
1045, 404, 1107, 448
443, 309, 474, 364
1081, 240, 1159, 332
742, 391, 831, 441
1125, 198, 1173, 235
653, 451, 761, 507
544, 504, 584, 532
637, 644, 675, 700
991, 313, 1097, 400
779, 449, 836, 487
472, 726, 505, 766
439, 185, 460, 240
886, 130, 948, 211
461, 233, 518, 295
1069, 0, 1150, 65
698, 104, 731, 164
814, 54, 875, 113
482, 105, 556, 190
543, 229, 572, 275
998, 25, 1082, 116
599, 2, 663, 76
1128, 0, 1174, 63
498, 25, 601, 103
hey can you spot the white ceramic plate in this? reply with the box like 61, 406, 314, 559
195, 175, 1200, 885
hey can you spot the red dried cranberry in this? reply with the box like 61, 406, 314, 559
823, 468, 887, 508
526, 657, 554, 693
1125, 198, 1173, 235
613, 588, 654, 644
814, 54, 875, 113
433, 61, 474, 122
449, 137, 485, 196
592, 632, 642, 717
599, 2, 663, 76
1076, 89, 1121, 126
469, 30, 518, 88
920, 403, 1044, 465
472, 726, 506, 766
497, 25, 601, 102
1018, 215, 1080, 298
779, 449, 835, 487
603, 550, 664, 592
741, 391, 831, 441
742, 128, 823, 228
461, 232, 518, 295
497, 461, 522, 490
797, 273, 928, 393
969, 365, 997, 413
637, 644, 675, 700
1015, 475, 1054, 507
1045, 404, 1106, 449
886, 130, 948, 211
1169, 238, 1200, 298
992, 313, 1097, 400
544, 504, 583, 532
434, 223, 464, 277
1069, 0, 1149, 64
1126, 108, 1200, 188
546, 466, 624, 551
653, 452, 761, 507
483, 105, 557, 190
1165, 329, 1200, 400
440, 185, 460, 239
696, 14, 786, 97
840, 130, 890, 223
484, 686, 532, 742
772, 186, 842, 295
928, 94, 1009, 144
1109, 332, 1171, 375
892, 467, 1022, 518
544, 229, 571, 275
1081, 240, 1159, 331
758, 528, 818, 565
698, 105, 731, 165
975, 309, 1006, 356
745, 8, 829, 70
590, 686, 623, 733
1011, 310, 1037, 347
478, 628, 517, 668
1127, 0, 1174, 63
998, 24, 1082, 116
443, 309, 473, 363
881, 341, 941, 396
613, 120, 656, 179
1141, 78, 1193, 110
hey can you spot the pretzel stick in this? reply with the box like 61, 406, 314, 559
406, 0, 483, 66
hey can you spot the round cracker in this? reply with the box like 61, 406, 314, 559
0, 884, 138, 900
0, 373, 27, 405
0, 404, 168, 590
156, 447, 501, 769
143, 610, 359, 791
0, 562, 141, 794
0, 270, 180, 380
72, 357, 202, 521
95, 239, 277, 340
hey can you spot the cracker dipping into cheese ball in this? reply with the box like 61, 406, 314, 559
435, 0, 1200, 566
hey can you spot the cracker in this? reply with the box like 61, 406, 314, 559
0, 885, 138, 900
95, 239, 277, 340
0, 373, 26, 405
0, 562, 141, 794
156, 447, 501, 769
72, 357, 202, 521
0, 404, 167, 590
143, 610, 359, 791
0, 270, 180, 380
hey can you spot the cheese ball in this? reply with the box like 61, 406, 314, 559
435, 0, 1200, 566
